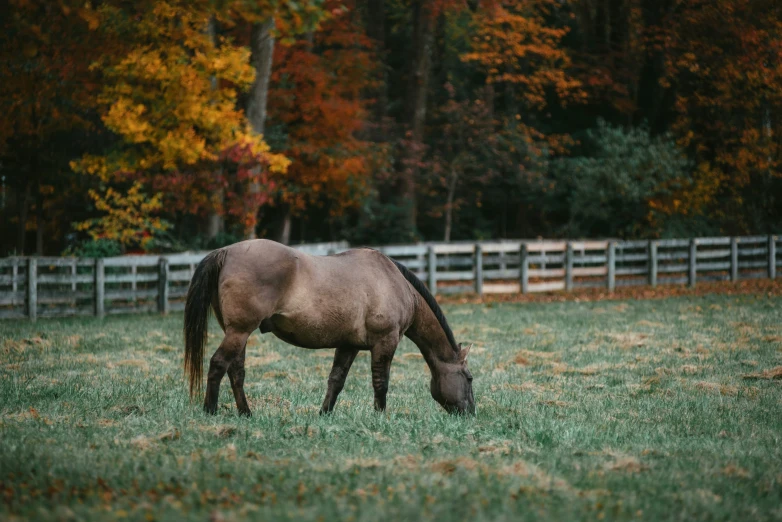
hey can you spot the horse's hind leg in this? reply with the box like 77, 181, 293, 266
320, 346, 359, 415
227, 342, 251, 416
204, 329, 251, 415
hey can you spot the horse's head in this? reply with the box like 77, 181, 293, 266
431, 343, 475, 415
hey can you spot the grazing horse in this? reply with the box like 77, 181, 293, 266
183, 239, 475, 416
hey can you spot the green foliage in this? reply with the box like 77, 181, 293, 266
341, 197, 420, 246
62, 238, 122, 258
546, 120, 692, 238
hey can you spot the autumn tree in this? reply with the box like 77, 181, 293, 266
72, 1, 291, 248
462, 0, 584, 143
0, 0, 108, 254
660, 0, 782, 233
264, 0, 376, 242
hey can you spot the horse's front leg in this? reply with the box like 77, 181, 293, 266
320, 346, 359, 415
370, 338, 398, 412
204, 330, 250, 415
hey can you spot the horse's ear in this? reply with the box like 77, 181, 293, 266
458, 343, 472, 364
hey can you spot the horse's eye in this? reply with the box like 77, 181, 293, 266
465, 370, 473, 382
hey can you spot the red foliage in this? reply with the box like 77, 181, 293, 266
267, 0, 376, 215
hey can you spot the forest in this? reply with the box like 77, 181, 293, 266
1, 0, 780, 256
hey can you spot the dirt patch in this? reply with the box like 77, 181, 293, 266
742, 366, 782, 380
694, 381, 738, 396
514, 349, 560, 366
721, 464, 750, 478
130, 427, 180, 449
637, 320, 665, 328
108, 359, 150, 371
246, 353, 281, 367
606, 332, 648, 349
604, 456, 648, 473
2, 336, 52, 354
438, 279, 782, 305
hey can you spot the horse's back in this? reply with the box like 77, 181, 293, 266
217, 241, 415, 347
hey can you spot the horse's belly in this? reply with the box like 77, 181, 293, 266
265, 312, 364, 349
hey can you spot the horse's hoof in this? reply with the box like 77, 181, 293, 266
203, 405, 218, 415
238, 409, 252, 418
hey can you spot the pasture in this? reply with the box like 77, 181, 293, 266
1, 293, 781, 521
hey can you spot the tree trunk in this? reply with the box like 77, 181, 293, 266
35, 184, 44, 255
407, 0, 434, 142
400, 0, 435, 235
17, 180, 31, 255
279, 206, 292, 245
206, 16, 225, 240
367, 0, 388, 139
443, 166, 459, 242
206, 186, 225, 240
246, 18, 275, 239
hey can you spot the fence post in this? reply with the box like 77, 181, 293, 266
158, 257, 170, 314
94, 258, 105, 318
427, 246, 437, 295
730, 237, 739, 282
689, 238, 697, 287
71, 259, 77, 291
565, 242, 574, 291
649, 240, 658, 288
474, 244, 483, 296
769, 235, 776, 280
12, 258, 18, 293
607, 241, 616, 292
27, 258, 37, 321
520, 243, 529, 294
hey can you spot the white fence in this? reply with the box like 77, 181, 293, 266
0, 236, 779, 320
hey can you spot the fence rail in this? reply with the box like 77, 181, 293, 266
1, 236, 779, 320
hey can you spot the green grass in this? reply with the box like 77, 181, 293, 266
1, 293, 781, 521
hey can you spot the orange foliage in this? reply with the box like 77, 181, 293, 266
660, 0, 782, 226
267, 0, 375, 216
462, 0, 584, 108
0, 0, 105, 151
461, 0, 584, 157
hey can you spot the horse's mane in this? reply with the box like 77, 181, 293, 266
388, 257, 459, 354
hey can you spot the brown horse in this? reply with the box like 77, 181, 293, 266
183, 239, 475, 416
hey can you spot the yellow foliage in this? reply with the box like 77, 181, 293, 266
72, 1, 291, 243
75, 182, 170, 247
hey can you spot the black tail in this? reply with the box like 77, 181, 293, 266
184, 249, 227, 398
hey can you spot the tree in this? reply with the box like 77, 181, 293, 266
265, 0, 376, 240
72, 1, 290, 249
425, 84, 500, 241
660, 0, 782, 233
0, 0, 108, 254
546, 120, 692, 238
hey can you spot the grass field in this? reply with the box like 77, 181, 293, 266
1, 293, 781, 521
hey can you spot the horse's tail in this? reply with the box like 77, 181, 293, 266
184, 248, 227, 398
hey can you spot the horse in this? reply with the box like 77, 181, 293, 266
183, 239, 475, 416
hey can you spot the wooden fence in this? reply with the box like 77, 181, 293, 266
0, 236, 778, 320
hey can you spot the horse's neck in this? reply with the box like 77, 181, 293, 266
406, 296, 458, 371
